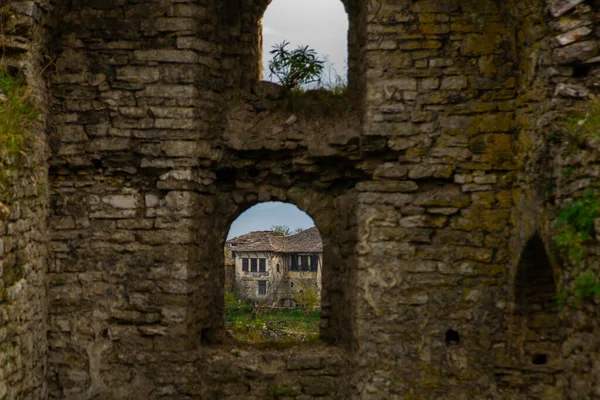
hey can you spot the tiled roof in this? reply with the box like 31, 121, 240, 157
227, 226, 322, 253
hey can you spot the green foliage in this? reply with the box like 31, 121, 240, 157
556, 270, 600, 310
270, 225, 304, 237
293, 281, 319, 311
0, 67, 37, 199
554, 189, 600, 264
573, 270, 600, 304
561, 166, 575, 179
225, 303, 319, 344
553, 98, 600, 148
270, 224, 292, 237
268, 41, 325, 89
0, 68, 36, 160
277, 87, 349, 117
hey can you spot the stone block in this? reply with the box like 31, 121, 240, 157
461, 35, 500, 56
133, 50, 198, 63
547, 0, 585, 17
155, 18, 199, 32
116, 66, 159, 83
553, 41, 598, 64
102, 195, 138, 209
555, 26, 593, 46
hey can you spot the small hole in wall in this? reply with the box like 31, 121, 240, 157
532, 354, 548, 365
201, 328, 218, 345
290, 282, 294, 287
216, 168, 237, 186
573, 64, 591, 78
445, 329, 460, 345
276, 263, 280, 272
248, 167, 260, 178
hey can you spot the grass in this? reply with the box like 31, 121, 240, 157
0, 67, 37, 198
0, 68, 36, 160
225, 299, 320, 344
551, 97, 600, 149
275, 85, 349, 118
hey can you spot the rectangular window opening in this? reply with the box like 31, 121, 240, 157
259, 258, 266, 272
242, 258, 248, 272
258, 280, 267, 295
251, 258, 258, 272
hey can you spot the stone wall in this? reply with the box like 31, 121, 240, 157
0, 0, 50, 398
510, 0, 600, 398
0, 0, 595, 397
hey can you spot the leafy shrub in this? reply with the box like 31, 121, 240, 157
268, 41, 325, 89
554, 189, 600, 264
554, 189, 600, 309
573, 270, 600, 304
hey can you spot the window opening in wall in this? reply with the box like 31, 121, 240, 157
225, 202, 323, 343
261, 0, 348, 91
258, 280, 267, 295
513, 235, 561, 378
445, 329, 460, 345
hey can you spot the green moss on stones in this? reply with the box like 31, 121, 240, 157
0, 68, 38, 199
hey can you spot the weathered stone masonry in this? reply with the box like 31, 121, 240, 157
1, 0, 600, 398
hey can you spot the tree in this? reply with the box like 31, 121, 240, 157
270, 225, 305, 237
268, 41, 325, 89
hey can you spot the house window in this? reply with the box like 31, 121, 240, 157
301, 255, 309, 271
259, 258, 266, 272
310, 255, 319, 272
242, 258, 248, 272
258, 280, 267, 295
276, 263, 280, 272
251, 258, 258, 272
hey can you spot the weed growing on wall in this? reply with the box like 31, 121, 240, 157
555, 189, 600, 264
554, 189, 600, 308
553, 98, 600, 149
268, 41, 325, 89
0, 68, 37, 196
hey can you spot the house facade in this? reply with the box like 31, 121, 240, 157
226, 227, 323, 305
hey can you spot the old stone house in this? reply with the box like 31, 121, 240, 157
226, 227, 323, 304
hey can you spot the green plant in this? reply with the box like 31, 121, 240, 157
293, 280, 319, 312
573, 270, 600, 304
0, 68, 36, 160
561, 166, 575, 179
557, 270, 600, 310
554, 189, 600, 264
553, 98, 600, 148
268, 41, 325, 89
0, 67, 37, 200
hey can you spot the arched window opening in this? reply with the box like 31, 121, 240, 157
260, 0, 349, 90
224, 202, 323, 343
512, 235, 562, 382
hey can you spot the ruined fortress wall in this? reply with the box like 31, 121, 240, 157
510, 0, 600, 397
0, 1, 50, 398
22, 0, 600, 398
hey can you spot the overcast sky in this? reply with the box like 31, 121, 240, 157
227, 202, 316, 239
261, 0, 349, 82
